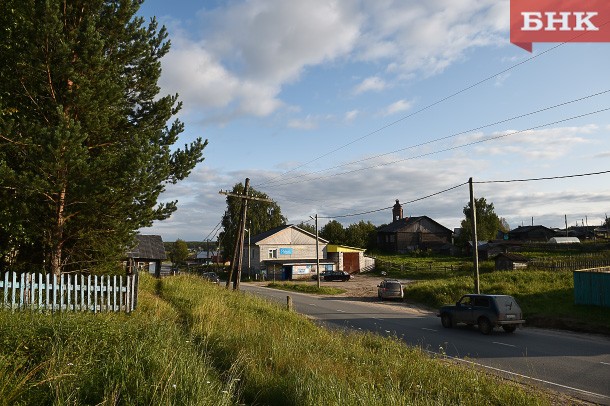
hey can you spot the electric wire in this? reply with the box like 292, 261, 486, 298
259, 89, 610, 188
255, 42, 583, 189
474, 170, 610, 184
317, 182, 469, 219
261, 106, 610, 189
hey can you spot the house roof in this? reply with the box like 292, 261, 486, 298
327, 244, 365, 253
377, 216, 452, 234
509, 225, 554, 235
126, 235, 167, 260
250, 224, 328, 245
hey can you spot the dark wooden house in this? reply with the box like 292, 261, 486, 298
125, 235, 167, 278
377, 200, 453, 253
508, 225, 557, 242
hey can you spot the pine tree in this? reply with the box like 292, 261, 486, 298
0, 0, 206, 274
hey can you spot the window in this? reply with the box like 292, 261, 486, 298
268, 249, 277, 259
474, 297, 491, 308
325, 264, 334, 272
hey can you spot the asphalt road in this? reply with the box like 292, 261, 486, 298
240, 283, 610, 405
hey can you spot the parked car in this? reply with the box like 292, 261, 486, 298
323, 271, 352, 282
201, 272, 220, 284
377, 279, 404, 301
437, 294, 525, 335
311, 271, 330, 280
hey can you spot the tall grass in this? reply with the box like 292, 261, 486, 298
0, 277, 235, 405
157, 274, 550, 405
0, 273, 555, 405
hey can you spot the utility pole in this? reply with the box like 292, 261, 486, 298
310, 214, 320, 288
469, 177, 480, 294
219, 179, 272, 290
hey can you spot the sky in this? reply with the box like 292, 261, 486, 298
137, 0, 610, 242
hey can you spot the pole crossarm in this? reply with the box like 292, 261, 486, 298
219, 190, 274, 203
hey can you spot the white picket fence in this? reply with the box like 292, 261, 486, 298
0, 272, 138, 313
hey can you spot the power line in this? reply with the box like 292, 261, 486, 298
259, 89, 610, 188
474, 170, 610, 184
318, 182, 468, 219
255, 41, 576, 189
305, 168, 610, 222
262, 106, 610, 189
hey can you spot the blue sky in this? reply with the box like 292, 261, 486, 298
137, 0, 610, 242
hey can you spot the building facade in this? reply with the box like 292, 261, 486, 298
377, 200, 453, 253
243, 225, 333, 280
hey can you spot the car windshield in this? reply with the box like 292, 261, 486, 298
385, 282, 401, 290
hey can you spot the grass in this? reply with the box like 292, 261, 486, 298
267, 282, 346, 295
373, 253, 610, 334
0, 273, 554, 405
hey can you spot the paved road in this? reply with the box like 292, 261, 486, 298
240, 284, 610, 405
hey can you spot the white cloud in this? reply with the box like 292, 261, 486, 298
455, 125, 597, 160
288, 115, 319, 130
357, 0, 509, 75
157, 0, 361, 118
353, 76, 388, 94
157, 0, 512, 119
381, 99, 413, 116
345, 110, 360, 122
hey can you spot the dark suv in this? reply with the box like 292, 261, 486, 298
437, 294, 524, 334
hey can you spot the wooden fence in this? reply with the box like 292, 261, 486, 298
0, 272, 138, 313
528, 258, 610, 272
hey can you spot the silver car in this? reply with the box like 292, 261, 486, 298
377, 279, 404, 301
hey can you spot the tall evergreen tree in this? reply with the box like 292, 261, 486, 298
218, 183, 286, 262
0, 0, 206, 274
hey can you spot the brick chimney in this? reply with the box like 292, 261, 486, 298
392, 199, 403, 222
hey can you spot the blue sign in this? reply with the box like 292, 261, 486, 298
279, 248, 293, 255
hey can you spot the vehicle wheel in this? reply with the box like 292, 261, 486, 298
478, 317, 492, 335
441, 313, 453, 328
502, 325, 517, 333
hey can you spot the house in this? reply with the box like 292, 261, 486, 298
508, 225, 557, 242
494, 253, 529, 271
377, 200, 453, 253
125, 235, 167, 278
243, 225, 334, 280
326, 244, 375, 273
195, 249, 221, 264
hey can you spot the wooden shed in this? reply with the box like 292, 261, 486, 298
125, 235, 167, 278
494, 253, 529, 271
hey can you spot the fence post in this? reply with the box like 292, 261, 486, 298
11, 272, 17, 312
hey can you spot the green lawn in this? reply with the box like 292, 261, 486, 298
373, 253, 610, 335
